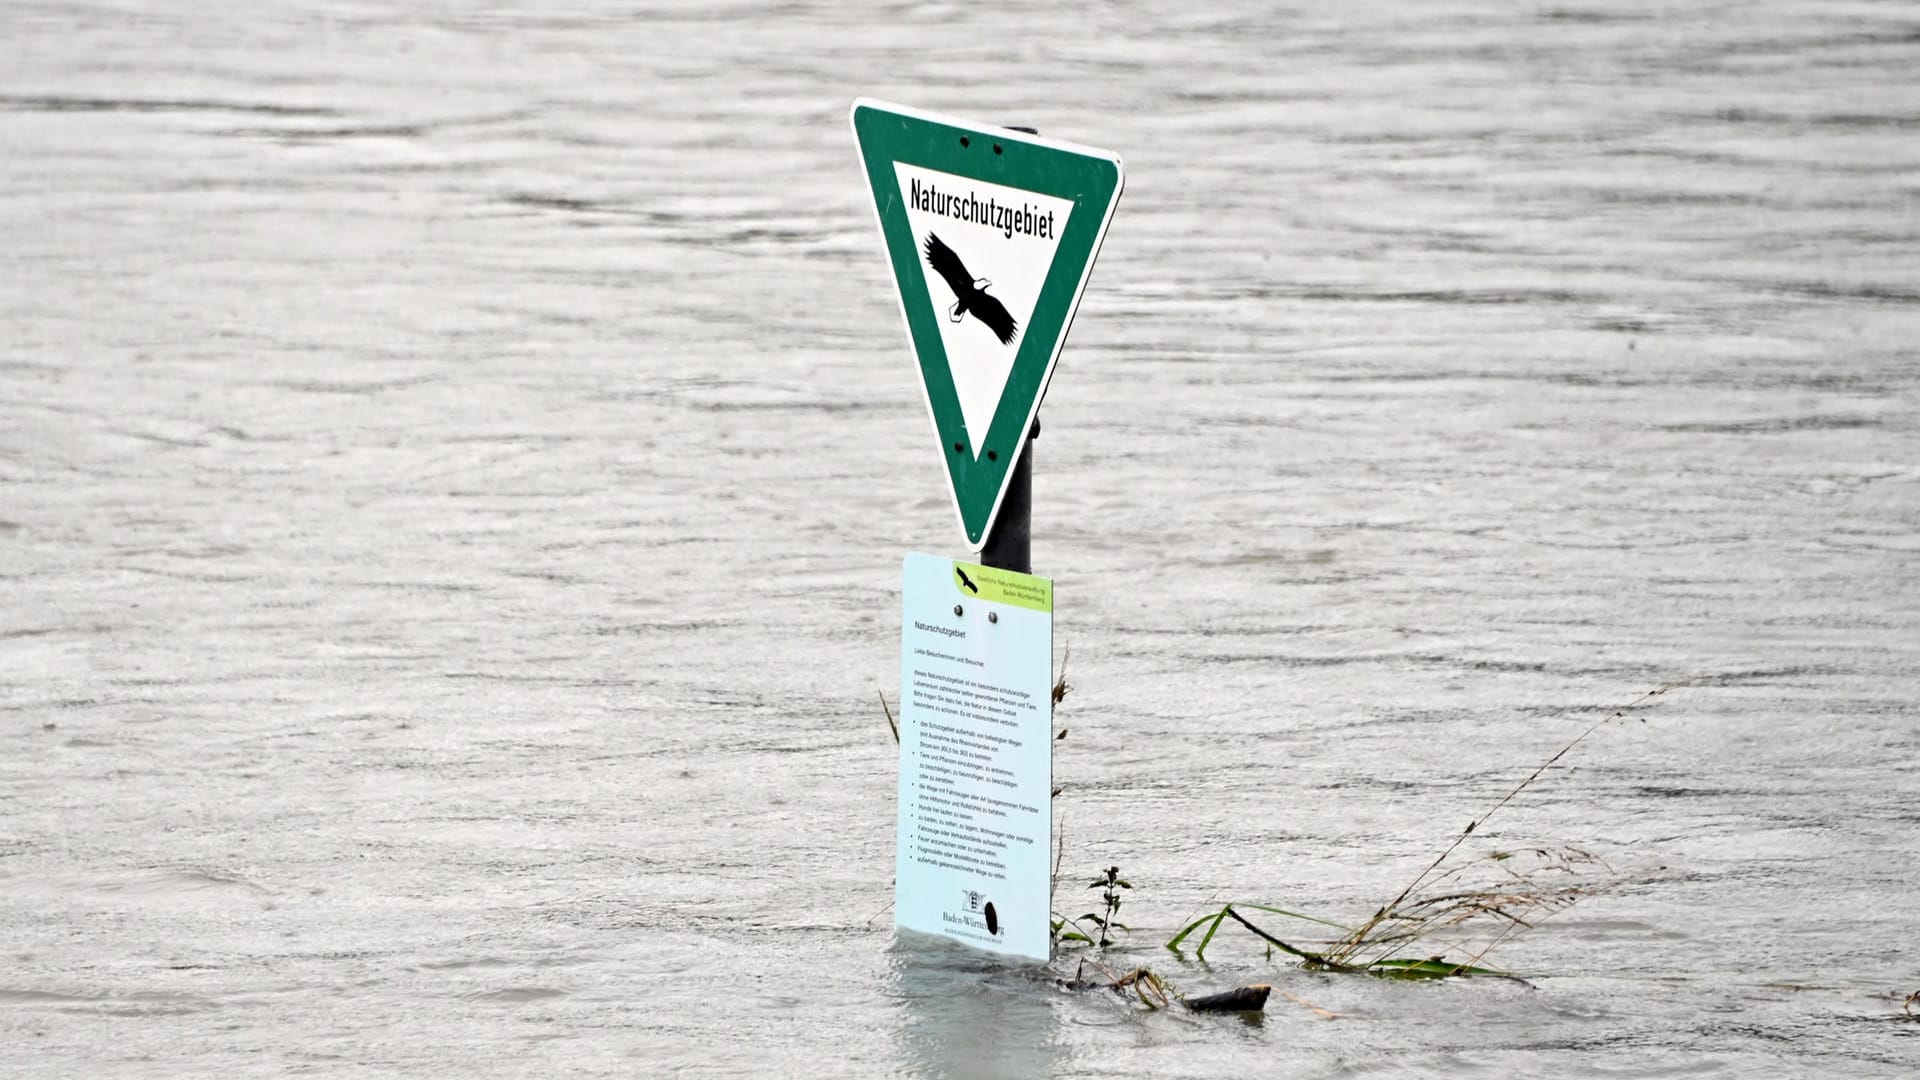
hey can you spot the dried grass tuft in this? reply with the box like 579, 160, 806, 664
1166, 682, 1694, 978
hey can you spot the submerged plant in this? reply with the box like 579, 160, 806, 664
1105, 964, 1172, 1009
1061, 957, 1275, 1014
1169, 848, 1607, 978
1167, 683, 1689, 977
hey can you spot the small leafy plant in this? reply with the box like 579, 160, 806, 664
1054, 865, 1131, 947
1082, 865, 1131, 947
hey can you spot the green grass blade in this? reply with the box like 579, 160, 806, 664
1231, 902, 1357, 934
1194, 911, 1226, 960
1366, 957, 1511, 979
1166, 907, 1225, 952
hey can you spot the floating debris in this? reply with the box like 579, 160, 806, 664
1184, 983, 1271, 1013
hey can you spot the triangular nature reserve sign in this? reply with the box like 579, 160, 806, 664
851, 99, 1123, 549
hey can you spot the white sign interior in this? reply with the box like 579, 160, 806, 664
892, 163, 1074, 457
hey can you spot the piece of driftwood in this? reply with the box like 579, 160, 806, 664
1183, 983, 1271, 1013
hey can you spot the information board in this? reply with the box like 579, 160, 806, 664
895, 552, 1054, 962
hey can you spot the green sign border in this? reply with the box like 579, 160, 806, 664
852, 99, 1124, 548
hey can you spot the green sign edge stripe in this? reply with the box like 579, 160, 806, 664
850, 98, 1125, 548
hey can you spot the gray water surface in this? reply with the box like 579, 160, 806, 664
3, 1, 1918, 1076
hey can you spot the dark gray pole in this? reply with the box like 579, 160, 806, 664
980, 124, 1040, 576
980, 421, 1036, 573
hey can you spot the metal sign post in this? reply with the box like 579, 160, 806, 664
980, 127, 1043, 575
979, 421, 1035, 574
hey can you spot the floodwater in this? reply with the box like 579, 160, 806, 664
3, 0, 1917, 1075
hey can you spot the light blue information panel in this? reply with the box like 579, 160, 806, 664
896, 552, 1053, 962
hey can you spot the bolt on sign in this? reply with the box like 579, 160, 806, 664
851, 100, 1124, 550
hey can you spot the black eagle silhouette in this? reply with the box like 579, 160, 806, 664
955, 566, 979, 594
923, 232, 1018, 346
